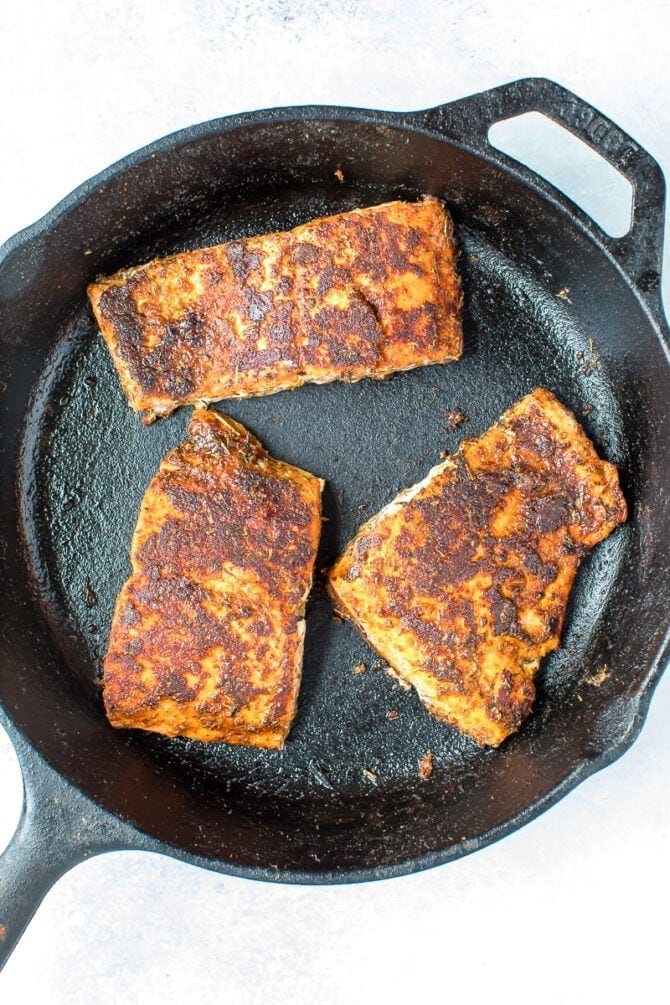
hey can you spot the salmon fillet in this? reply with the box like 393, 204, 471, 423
328, 389, 627, 747
103, 408, 323, 748
87, 198, 462, 422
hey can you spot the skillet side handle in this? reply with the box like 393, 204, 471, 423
419, 77, 667, 320
0, 723, 129, 971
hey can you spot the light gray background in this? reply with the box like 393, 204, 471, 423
1, 2, 668, 1002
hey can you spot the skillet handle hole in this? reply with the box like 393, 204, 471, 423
488, 111, 633, 239
0, 724, 23, 856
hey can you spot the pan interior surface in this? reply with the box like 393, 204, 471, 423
7, 117, 666, 875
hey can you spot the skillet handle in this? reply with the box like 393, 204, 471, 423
0, 718, 130, 971
420, 77, 667, 316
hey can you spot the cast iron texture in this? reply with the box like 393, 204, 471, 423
0, 78, 668, 967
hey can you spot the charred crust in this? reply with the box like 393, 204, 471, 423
329, 388, 626, 747
103, 411, 322, 745
89, 200, 463, 416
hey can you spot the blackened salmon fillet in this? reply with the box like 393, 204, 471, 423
88, 198, 462, 422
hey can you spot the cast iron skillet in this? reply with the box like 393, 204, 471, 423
0, 78, 668, 967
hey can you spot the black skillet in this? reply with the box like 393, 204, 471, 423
1, 78, 668, 967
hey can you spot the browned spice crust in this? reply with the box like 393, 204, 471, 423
328, 388, 627, 747
103, 409, 323, 747
87, 198, 463, 422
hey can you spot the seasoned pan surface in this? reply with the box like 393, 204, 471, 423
1, 82, 668, 912
20, 186, 634, 811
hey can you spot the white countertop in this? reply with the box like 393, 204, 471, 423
1, 2, 668, 1001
